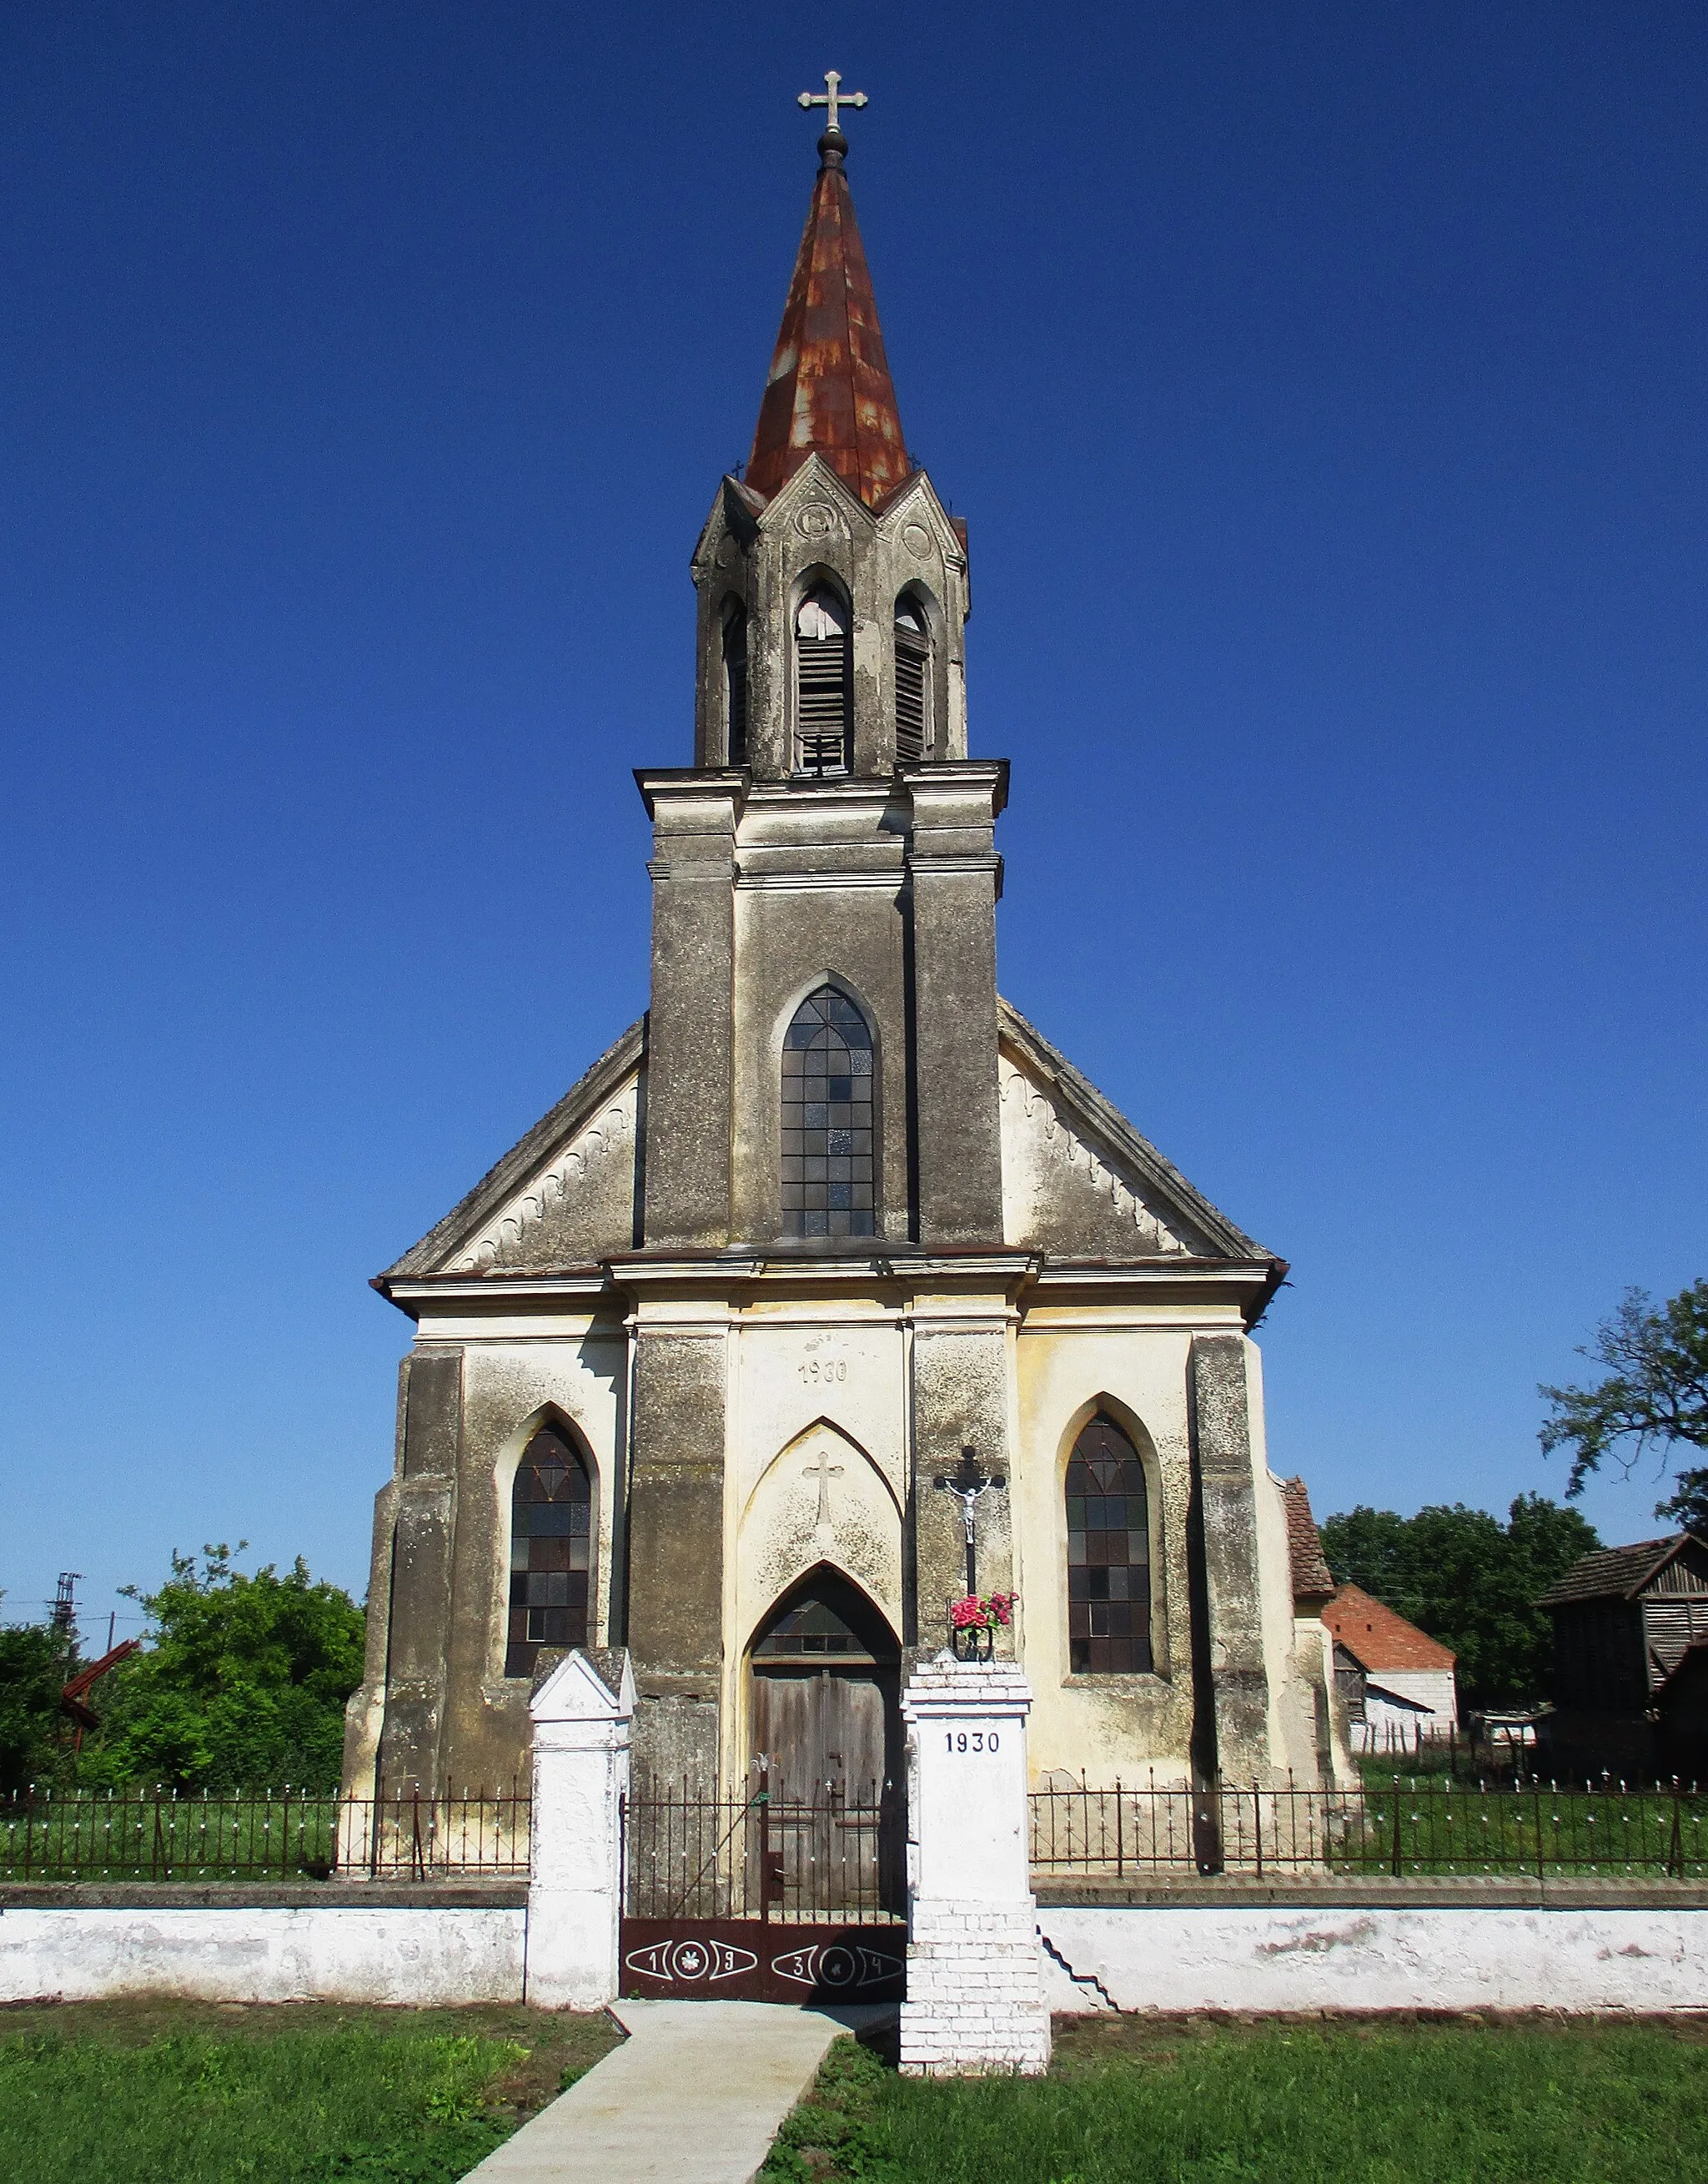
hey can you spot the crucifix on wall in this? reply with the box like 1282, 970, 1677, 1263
803, 1442, 845, 1529
933, 1445, 1007, 1598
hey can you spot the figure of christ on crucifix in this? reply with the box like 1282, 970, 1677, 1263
933, 1445, 1007, 1598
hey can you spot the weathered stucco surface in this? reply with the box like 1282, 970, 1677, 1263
1039, 1901, 1708, 2015
0, 1906, 524, 2006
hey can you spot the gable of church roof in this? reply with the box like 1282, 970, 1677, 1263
379, 1019, 645, 1282
997, 998, 1276, 1266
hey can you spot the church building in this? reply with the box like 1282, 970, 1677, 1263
343, 111, 1345, 1811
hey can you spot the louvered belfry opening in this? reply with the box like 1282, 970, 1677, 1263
505, 1421, 594, 1678
1067, 1416, 1153, 1673
796, 587, 852, 775
893, 596, 929, 763
722, 600, 748, 766
781, 984, 875, 1238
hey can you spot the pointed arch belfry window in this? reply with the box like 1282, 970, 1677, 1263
722, 599, 748, 767
893, 596, 930, 763
1067, 1416, 1153, 1673
782, 985, 875, 1238
505, 1422, 594, 1678
796, 587, 851, 776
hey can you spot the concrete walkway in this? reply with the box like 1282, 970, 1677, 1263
463, 1998, 894, 2184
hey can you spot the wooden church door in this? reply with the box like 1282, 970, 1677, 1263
751, 1664, 895, 1798
749, 1569, 902, 1915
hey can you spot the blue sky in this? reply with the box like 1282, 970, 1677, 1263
3, 3, 1705, 1638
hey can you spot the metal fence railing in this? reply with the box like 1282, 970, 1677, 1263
1, 1787, 530, 1883
1029, 1772, 1708, 1881
623, 1771, 905, 1926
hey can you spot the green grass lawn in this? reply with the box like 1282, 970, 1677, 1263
0, 1999, 619, 2183
761, 2018, 1708, 2184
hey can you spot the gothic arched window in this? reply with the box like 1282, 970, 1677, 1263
782, 985, 875, 1239
796, 587, 851, 776
1066, 1416, 1153, 1673
722, 599, 748, 767
505, 1422, 594, 1678
893, 596, 930, 763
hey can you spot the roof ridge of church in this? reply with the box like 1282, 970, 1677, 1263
378, 1016, 646, 1285
997, 995, 1281, 1275
745, 133, 911, 508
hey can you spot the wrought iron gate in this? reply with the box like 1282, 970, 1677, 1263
620, 1769, 906, 2004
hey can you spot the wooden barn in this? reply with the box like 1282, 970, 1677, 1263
1535, 1532, 1708, 1777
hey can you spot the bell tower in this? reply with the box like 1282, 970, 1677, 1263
637, 107, 1003, 1263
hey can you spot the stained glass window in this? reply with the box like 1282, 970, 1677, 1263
752, 1571, 896, 1663
781, 985, 875, 1240
1066, 1416, 1153, 1673
505, 1422, 594, 1678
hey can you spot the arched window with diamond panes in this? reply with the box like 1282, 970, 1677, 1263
505, 1422, 595, 1678
1066, 1415, 1153, 1673
781, 985, 875, 1238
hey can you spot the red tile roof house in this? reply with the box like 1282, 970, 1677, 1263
1323, 1584, 1459, 1753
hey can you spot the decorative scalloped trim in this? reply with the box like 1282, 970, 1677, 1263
450, 1079, 639, 1272
999, 1055, 1188, 1255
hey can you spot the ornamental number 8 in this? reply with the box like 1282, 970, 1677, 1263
947, 1731, 997, 1754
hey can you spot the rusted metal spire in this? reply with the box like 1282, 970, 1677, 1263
745, 86, 911, 509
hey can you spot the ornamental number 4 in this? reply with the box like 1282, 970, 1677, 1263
798, 1358, 847, 1384
946, 1731, 998, 1754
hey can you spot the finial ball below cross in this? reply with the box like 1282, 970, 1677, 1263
798, 70, 868, 138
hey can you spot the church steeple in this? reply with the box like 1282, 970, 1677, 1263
745, 122, 911, 508
687, 93, 971, 784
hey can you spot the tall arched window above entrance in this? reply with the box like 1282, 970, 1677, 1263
796, 587, 851, 776
892, 596, 930, 763
782, 985, 875, 1239
1066, 1416, 1152, 1673
722, 599, 748, 766
505, 1422, 594, 1678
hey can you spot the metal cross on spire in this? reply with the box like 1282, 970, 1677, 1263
797, 69, 868, 138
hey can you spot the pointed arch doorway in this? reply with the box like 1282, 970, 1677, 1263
749, 1566, 902, 1800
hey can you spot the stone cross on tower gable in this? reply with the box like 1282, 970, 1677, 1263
797, 70, 868, 138
803, 1441, 846, 1527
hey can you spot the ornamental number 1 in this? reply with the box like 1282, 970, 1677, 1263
798, 1358, 847, 1384
946, 1731, 998, 1754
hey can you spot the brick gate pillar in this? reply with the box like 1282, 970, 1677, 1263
898, 1656, 1051, 2076
525, 1648, 635, 2010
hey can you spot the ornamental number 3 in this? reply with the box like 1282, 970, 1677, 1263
798, 1359, 847, 1383
946, 1731, 998, 1754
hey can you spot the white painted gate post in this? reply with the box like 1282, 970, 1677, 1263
898, 1656, 1051, 2075
525, 1648, 635, 2010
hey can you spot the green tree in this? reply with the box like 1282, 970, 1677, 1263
82, 1546, 365, 1792
1539, 1279, 1708, 1530
1319, 1495, 1600, 1709
0, 1621, 74, 1794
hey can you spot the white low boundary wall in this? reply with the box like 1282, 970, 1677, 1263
1039, 1902, 1708, 2015
0, 1904, 525, 2006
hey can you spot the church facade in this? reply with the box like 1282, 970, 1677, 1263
342, 121, 1346, 1811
